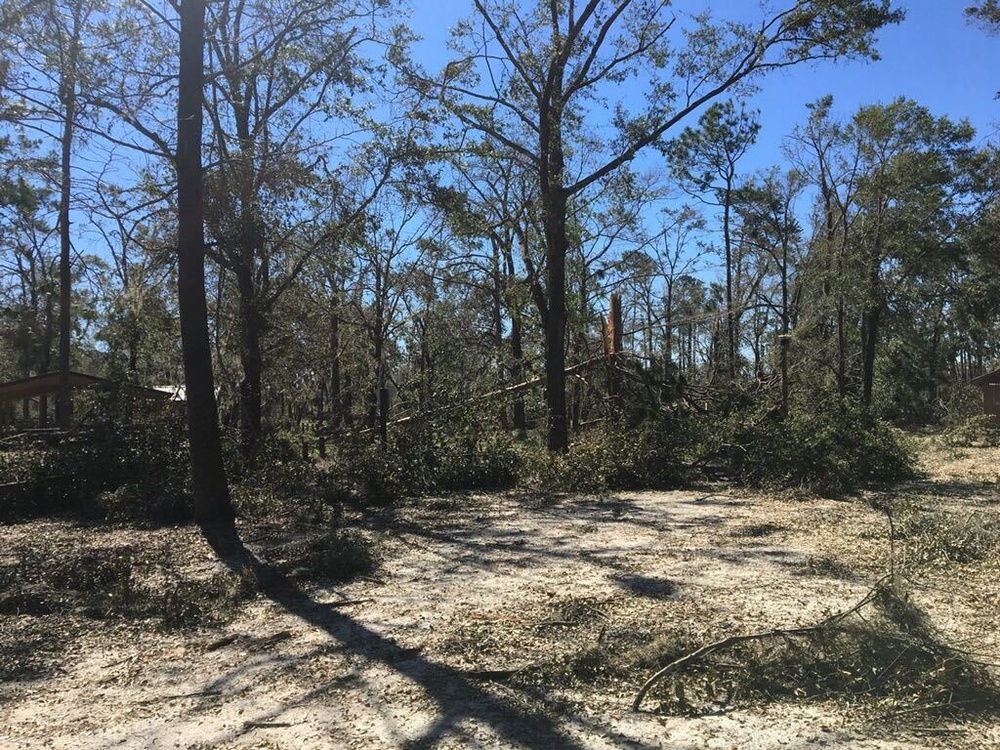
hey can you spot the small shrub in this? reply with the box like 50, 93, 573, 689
0, 543, 259, 629
273, 529, 377, 583
520, 414, 699, 494
97, 484, 190, 525
942, 414, 1000, 448
896, 509, 1000, 566
519, 447, 572, 492
432, 429, 523, 492
159, 567, 260, 629
939, 383, 986, 427
324, 417, 524, 503
706, 402, 915, 495
0, 390, 191, 524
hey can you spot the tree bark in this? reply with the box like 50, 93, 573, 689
236, 265, 263, 462
543, 190, 569, 451
540, 75, 569, 451
722, 192, 736, 382
510, 312, 526, 434
329, 292, 343, 429
177, 0, 234, 525
56, 6, 81, 430
860, 305, 879, 408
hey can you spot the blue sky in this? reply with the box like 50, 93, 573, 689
751, 1, 1000, 158
407, 0, 1000, 171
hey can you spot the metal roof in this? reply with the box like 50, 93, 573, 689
970, 368, 1000, 386
0, 371, 171, 402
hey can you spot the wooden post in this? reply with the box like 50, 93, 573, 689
606, 293, 624, 420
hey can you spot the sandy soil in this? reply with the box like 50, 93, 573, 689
2, 438, 999, 749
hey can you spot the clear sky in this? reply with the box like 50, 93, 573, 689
751, 1, 1000, 160
406, 0, 1000, 171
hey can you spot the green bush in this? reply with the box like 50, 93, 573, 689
0, 543, 258, 629
263, 398, 912, 506
431, 428, 523, 491
896, 508, 1000, 566
0, 388, 191, 524
708, 401, 915, 495
273, 529, 377, 583
942, 414, 1000, 447
228, 430, 329, 520
324, 416, 524, 503
520, 414, 700, 493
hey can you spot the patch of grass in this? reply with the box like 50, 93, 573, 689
792, 555, 856, 580
732, 522, 784, 539
896, 509, 1000, 567
272, 529, 377, 583
0, 543, 259, 632
632, 584, 999, 720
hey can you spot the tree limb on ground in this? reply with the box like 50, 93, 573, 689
632, 576, 889, 711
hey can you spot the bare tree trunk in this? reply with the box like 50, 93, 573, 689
510, 312, 526, 434
779, 244, 790, 418
722, 196, 737, 382
542, 189, 568, 451
177, 0, 234, 525
503, 244, 526, 434
608, 293, 624, 420
861, 305, 879, 408
329, 293, 343, 428
236, 265, 263, 461
56, 6, 82, 430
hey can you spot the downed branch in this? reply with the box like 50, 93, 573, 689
632, 578, 886, 711
632, 576, 1000, 718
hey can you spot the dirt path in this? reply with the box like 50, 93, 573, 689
3, 441, 999, 749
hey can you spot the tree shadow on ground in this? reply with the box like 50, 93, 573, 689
200, 523, 660, 750
891, 476, 998, 503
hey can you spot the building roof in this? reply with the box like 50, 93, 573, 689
971, 368, 1000, 386
0, 371, 171, 403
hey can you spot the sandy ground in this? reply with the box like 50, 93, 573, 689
2, 437, 1000, 749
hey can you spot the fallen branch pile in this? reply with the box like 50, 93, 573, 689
632, 577, 1000, 718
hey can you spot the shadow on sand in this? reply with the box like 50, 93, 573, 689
198, 522, 657, 750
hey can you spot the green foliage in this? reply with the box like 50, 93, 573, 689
326, 416, 525, 503
0, 543, 258, 629
320, 410, 699, 502
0, 388, 190, 524
942, 413, 1000, 447
939, 383, 984, 427
896, 507, 1000, 566
273, 529, 377, 583
641, 584, 998, 718
706, 401, 915, 495
312, 399, 914, 503
228, 429, 326, 520
967, 1, 1000, 33
521, 416, 700, 494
